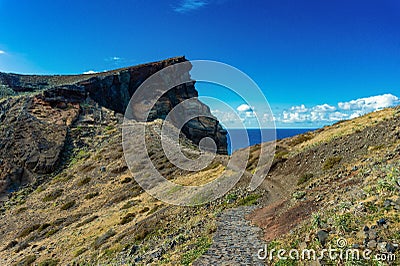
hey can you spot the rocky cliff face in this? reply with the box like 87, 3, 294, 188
0, 56, 227, 196
0, 96, 80, 196
77, 57, 227, 154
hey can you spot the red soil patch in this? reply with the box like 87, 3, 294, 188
248, 199, 318, 241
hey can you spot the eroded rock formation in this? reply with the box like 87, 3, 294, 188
0, 56, 227, 195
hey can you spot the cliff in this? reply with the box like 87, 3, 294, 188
0, 56, 227, 196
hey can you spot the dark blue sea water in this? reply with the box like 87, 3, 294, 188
226, 128, 316, 154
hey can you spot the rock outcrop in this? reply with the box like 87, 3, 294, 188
0, 56, 227, 195
77, 57, 227, 153
0, 96, 80, 196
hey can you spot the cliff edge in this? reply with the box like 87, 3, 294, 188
0, 56, 227, 196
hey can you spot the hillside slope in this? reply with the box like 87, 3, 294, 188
1, 58, 399, 265
0, 56, 227, 198
0, 99, 399, 265
245, 106, 400, 265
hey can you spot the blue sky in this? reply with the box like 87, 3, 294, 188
0, 0, 399, 127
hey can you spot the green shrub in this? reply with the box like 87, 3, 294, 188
74, 247, 87, 257
105, 125, 115, 131
275, 258, 297, 266
274, 150, 289, 159
120, 213, 136, 225
38, 223, 51, 232
293, 191, 306, 199
60, 200, 76, 210
16, 206, 28, 214
92, 229, 116, 249
18, 224, 41, 238
311, 212, 322, 229
377, 165, 399, 193
334, 213, 355, 232
70, 149, 90, 165
225, 193, 238, 202
181, 237, 211, 265
13, 255, 36, 266
238, 194, 261, 206
0, 84, 15, 98
84, 192, 99, 199
323, 156, 342, 170
297, 173, 314, 185
290, 133, 313, 146
77, 177, 91, 186
42, 189, 63, 202
38, 259, 59, 266
35, 186, 45, 193
45, 229, 59, 237
76, 215, 99, 228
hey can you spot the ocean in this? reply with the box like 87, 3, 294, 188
226, 128, 316, 154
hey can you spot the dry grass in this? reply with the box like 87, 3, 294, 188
174, 164, 226, 186
294, 108, 397, 152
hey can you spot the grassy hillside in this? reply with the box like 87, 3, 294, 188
247, 106, 400, 265
0, 102, 399, 265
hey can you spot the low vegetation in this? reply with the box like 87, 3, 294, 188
93, 229, 116, 249
13, 255, 36, 266
297, 173, 314, 185
322, 156, 342, 170
38, 259, 59, 266
42, 189, 63, 202
60, 200, 76, 210
181, 237, 212, 265
237, 194, 261, 206
18, 224, 41, 238
77, 177, 91, 186
289, 132, 314, 146
0, 84, 16, 98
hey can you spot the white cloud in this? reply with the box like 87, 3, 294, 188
0, 50, 5, 55
210, 94, 399, 128
211, 109, 242, 128
282, 103, 339, 123
236, 104, 257, 125
349, 110, 364, 119
338, 94, 399, 111
212, 108, 275, 128
83, 70, 97, 74
174, 0, 207, 13
105, 56, 122, 62
236, 104, 253, 112
277, 94, 399, 125
290, 104, 308, 113
282, 110, 309, 123
310, 111, 325, 121
313, 104, 336, 112
329, 111, 348, 121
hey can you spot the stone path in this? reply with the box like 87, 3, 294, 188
193, 206, 266, 266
